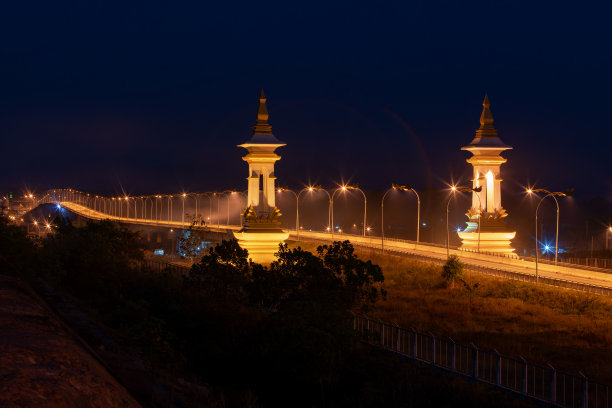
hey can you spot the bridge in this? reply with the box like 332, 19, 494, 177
15, 92, 612, 293
26, 189, 612, 295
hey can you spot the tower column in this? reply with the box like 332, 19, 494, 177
233, 90, 289, 264
458, 95, 516, 255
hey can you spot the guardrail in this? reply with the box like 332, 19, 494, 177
376, 246, 612, 297
354, 315, 611, 408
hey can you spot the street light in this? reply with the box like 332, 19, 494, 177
607, 226, 612, 251
124, 196, 130, 219
446, 185, 482, 257
182, 193, 187, 228
344, 185, 367, 237
381, 184, 421, 252
277, 187, 311, 239
307, 186, 332, 235
168, 195, 173, 222
527, 187, 573, 282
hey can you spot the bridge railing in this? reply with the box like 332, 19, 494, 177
375, 246, 612, 297
32, 189, 612, 274
353, 314, 610, 408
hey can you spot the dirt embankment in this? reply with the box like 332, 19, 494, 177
0, 274, 141, 408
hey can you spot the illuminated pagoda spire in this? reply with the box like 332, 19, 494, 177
246, 89, 283, 144
234, 90, 289, 264
458, 94, 516, 255
253, 89, 272, 134
463, 94, 510, 149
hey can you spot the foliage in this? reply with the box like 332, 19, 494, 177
441, 255, 464, 286
0, 215, 37, 275
177, 220, 207, 261
334, 245, 612, 385
187, 239, 250, 304
41, 219, 144, 297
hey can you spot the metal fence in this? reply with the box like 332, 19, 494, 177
354, 315, 611, 408
138, 259, 190, 276
138, 258, 612, 407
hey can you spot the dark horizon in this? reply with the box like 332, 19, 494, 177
1, 2, 610, 200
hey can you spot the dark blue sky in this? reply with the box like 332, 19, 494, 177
1, 1, 610, 199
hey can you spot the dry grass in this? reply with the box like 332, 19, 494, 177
287, 241, 612, 383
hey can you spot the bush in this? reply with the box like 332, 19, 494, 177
0, 215, 36, 275
442, 255, 464, 286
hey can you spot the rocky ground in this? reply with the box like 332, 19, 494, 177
0, 274, 141, 408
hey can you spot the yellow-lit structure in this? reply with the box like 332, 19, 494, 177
457, 95, 516, 255
233, 90, 289, 263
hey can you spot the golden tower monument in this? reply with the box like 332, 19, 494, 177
233, 90, 289, 263
457, 95, 516, 255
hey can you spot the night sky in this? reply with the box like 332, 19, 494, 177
1, 2, 610, 200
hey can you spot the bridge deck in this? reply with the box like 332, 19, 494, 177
58, 201, 612, 290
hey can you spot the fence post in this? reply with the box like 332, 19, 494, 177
579, 371, 588, 408
430, 333, 435, 365
470, 343, 478, 380
379, 320, 384, 346
411, 328, 417, 359
495, 350, 501, 386
449, 338, 456, 372
394, 326, 400, 352
547, 363, 556, 403
520, 356, 527, 395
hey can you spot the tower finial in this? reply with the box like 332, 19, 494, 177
253, 89, 272, 134
479, 94, 494, 130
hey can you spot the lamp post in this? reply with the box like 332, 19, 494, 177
203, 192, 215, 225
346, 185, 367, 237
277, 187, 311, 239
381, 186, 394, 252
527, 188, 573, 282
168, 195, 173, 222
227, 193, 232, 225
182, 193, 187, 228
307, 186, 332, 235
125, 196, 130, 219
446, 185, 482, 257
330, 186, 346, 239
607, 226, 612, 251
382, 184, 421, 252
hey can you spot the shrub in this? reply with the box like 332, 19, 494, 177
442, 255, 464, 287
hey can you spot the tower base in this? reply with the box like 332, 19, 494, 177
233, 222, 289, 264
457, 221, 516, 256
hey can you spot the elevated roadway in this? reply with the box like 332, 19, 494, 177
55, 202, 612, 292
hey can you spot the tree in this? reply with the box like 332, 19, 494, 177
0, 215, 36, 275
247, 241, 386, 403
41, 219, 144, 296
442, 255, 464, 288
187, 239, 250, 304
177, 220, 208, 262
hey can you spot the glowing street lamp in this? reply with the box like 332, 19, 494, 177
527, 187, 573, 282
182, 193, 187, 228
168, 195, 173, 222
124, 196, 130, 219
306, 186, 332, 236
345, 185, 367, 237
277, 187, 310, 239
382, 184, 421, 252
607, 226, 612, 251
331, 185, 366, 238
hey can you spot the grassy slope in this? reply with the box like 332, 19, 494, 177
288, 240, 612, 384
